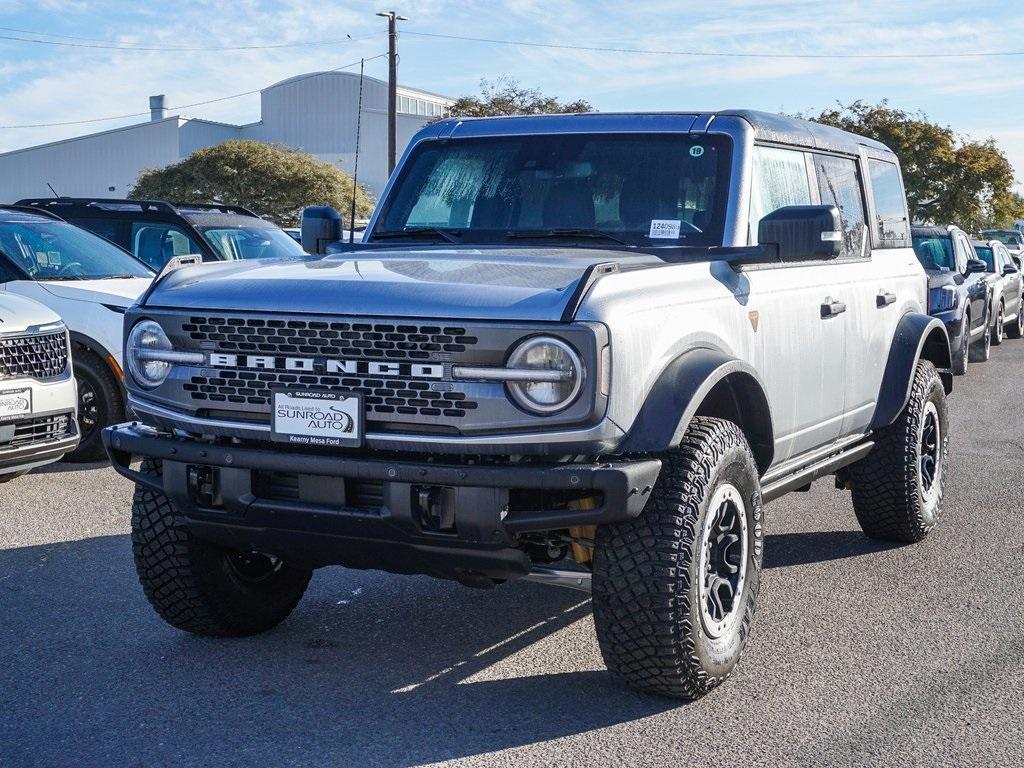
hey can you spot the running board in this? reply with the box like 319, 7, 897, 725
761, 440, 874, 503
522, 566, 592, 592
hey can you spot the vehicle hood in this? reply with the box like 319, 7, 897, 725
39, 278, 152, 307
0, 292, 62, 332
143, 248, 666, 321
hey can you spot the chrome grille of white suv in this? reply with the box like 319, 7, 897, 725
0, 332, 68, 380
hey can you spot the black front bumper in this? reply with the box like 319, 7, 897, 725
103, 423, 660, 582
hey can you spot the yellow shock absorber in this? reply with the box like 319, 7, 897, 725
567, 495, 599, 566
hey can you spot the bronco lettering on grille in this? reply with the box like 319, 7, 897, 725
207, 353, 445, 379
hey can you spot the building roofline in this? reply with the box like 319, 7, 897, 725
0, 115, 185, 159
262, 69, 452, 102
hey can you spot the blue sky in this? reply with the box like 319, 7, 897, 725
1, 0, 1022, 184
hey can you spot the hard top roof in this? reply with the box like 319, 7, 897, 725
911, 225, 954, 238
428, 109, 894, 157
15, 197, 261, 221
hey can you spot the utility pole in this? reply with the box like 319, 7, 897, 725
376, 10, 407, 175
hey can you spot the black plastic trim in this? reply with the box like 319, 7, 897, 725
870, 313, 952, 430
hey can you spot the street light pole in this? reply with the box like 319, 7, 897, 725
376, 10, 407, 176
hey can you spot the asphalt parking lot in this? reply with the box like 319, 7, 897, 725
2, 348, 1023, 768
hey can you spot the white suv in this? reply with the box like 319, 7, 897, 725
0, 293, 78, 481
0, 206, 152, 460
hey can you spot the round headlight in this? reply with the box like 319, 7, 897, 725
127, 320, 173, 389
505, 336, 583, 414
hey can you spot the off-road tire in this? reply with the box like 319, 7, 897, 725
1006, 300, 1024, 339
992, 302, 1005, 346
951, 316, 969, 375
132, 459, 312, 636
848, 360, 948, 543
969, 312, 991, 362
67, 349, 123, 462
592, 417, 763, 699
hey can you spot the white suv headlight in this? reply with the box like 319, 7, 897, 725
505, 336, 583, 414
127, 320, 174, 388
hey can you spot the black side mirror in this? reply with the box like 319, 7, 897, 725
1003, 262, 1019, 275
300, 206, 342, 254
966, 258, 987, 275
757, 205, 842, 261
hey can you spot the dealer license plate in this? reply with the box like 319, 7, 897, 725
0, 388, 32, 422
270, 388, 363, 448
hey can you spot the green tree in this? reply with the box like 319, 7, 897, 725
809, 101, 1024, 231
130, 140, 374, 227
439, 76, 592, 119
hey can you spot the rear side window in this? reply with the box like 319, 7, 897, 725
813, 154, 867, 259
748, 146, 812, 244
867, 160, 910, 247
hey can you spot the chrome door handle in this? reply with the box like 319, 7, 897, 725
821, 298, 847, 318
876, 290, 897, 307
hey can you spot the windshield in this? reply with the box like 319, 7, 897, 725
375, 133, 733, 248
198, 225, 305, 260
982, 230, 1022, 246
0, 220, 153, 280
974, 245, 995, 271
912, 236, 956, 271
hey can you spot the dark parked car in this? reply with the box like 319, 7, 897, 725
911, 225, 991, 373
13, 198, 304, 271
972, 239, 1024, 342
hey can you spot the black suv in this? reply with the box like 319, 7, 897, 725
911, 224, 992, 374
13, 198, 304, 271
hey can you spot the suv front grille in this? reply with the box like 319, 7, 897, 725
182, 316, 478, 360
0, 332, 68, 380
180, 316, 480, 419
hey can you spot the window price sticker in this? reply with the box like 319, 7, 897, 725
649, 219, 682, 239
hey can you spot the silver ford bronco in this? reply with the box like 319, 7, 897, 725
105, 110, 952, 699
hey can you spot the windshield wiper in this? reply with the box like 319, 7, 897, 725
506, 228, 633, 247
372, 227, 462, 243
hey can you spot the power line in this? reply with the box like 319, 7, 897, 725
0, 28, 375, 52
402, 29, 1024, 60
0, 54, 387, 129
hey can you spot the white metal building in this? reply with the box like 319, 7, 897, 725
0, 71, 452, 202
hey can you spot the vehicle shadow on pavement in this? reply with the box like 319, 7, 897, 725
32, 459, 110, 474
763, 530, 901, 569
0, 534, 679, 767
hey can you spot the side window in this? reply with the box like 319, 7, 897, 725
812, 154, 867, 259
130, 223, 203, 270
867, 159, 910, 247
748, 146, 812, 244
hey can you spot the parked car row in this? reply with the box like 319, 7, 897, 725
0, 199, 304, 470
911, 224, 1024, 375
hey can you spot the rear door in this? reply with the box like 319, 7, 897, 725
839, 155, 921, 436
997, 244, 1021, 316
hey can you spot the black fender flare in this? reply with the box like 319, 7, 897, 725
69, 331, 117, 363
870, 313, 952, 430
69, 331, 122, 380
617, 347, 774, 473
